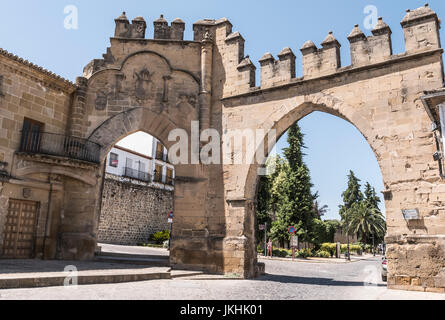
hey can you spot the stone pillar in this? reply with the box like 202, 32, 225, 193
58, 167, 102, 261
199, 32, 213, 132
70, 77, 88, 138
224, 198, 257, 278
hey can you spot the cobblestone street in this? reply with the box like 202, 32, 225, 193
1, 256, 444, 300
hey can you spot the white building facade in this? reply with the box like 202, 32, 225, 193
106, 137, 175, 190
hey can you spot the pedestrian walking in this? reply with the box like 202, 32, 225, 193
267, 238, 273, 258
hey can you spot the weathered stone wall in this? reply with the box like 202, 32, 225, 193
98, 174, 173, 245
1, 4, 445, 291
0, 49, 77, 258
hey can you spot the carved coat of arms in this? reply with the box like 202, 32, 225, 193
134, 68, 155, 101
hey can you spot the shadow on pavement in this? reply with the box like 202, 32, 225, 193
258, 273, 387, 287
0, 259, 154, 274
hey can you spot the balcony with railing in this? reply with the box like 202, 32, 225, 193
166, 176, 174, 186
19, 131, 101, 164
152, 174, 175, 186
123, 167, 151, 183
153, 173, 163, 183
155, 150, 165, 161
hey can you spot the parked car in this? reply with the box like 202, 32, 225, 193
381, 257, 388, 282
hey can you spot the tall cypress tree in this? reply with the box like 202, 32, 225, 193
256, 156, 284, 243
339, 170, 363, 220
270, 122, 317, 245
364, 182, 381, 211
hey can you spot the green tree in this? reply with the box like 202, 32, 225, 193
344, 201, 386, 244
363, 182, 386, 244
364, 182, 381, 211
269, 123, 317, 246
339, 170, 363, 220
313, 200, 328, 219
256, 155, 287, 244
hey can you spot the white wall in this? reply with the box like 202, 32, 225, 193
106, 136, 175, 187
106, 147, 152, 178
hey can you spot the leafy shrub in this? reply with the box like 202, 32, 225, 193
315, 250, 331, 258
340, 244, 362, 254
138, 243, 164, 248
151, 230, 170, 244
296, 248, 312, 258
272, 249, 290, 257
350, 244, 362, 253
257, 244, 264, 254
321, 243, 337, 257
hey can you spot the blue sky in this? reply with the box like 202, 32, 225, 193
1, 0, 444, 220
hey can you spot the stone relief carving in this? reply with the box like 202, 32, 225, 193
95, 89, 108, 111
134, 68, 155, 102
176, 94, 197, 109
91, 61, 199, 119
94, 73, 129, 110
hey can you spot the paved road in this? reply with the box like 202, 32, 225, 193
98, 243, 170, 257
0, 256, 444, 300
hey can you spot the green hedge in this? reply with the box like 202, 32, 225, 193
315, 250, 331, 258
320, 243, 337, 257
320, 243, 363, 257
259, 243, 365, 259
151, 230, 170, 244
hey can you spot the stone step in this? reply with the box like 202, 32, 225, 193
0, 267, 171, 289
95, 255, 170, 267
96, 251, 168, 260
170, 270, 205, 279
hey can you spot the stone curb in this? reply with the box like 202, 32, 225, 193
0, 268, 171, 290
258, 256, 374, 264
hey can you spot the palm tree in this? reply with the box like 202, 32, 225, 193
313, 201, 328, 219
344, 202, 386, 244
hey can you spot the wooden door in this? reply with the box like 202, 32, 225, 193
20, 118, 44, 153
2, 199, 39, 258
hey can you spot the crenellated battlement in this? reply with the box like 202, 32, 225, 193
114, 12, 147, 39
85, 4, 442, 94
192, 18, 257, 96
259, 48, 296, 88
347, 18, 392, 67
300, 31, 341, 79
217, 4, 440, 95
114, 12, 185, 40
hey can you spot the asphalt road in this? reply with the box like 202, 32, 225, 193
0, 255, 444, 300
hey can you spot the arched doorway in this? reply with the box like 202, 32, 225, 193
96, 131, 175, 262
254, 109, 387, 282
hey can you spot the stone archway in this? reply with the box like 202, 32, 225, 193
243, 93, 386, 202
47, 5, 445, 289
221, 93, 389, 279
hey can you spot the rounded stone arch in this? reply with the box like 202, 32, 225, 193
121, 50, 200, 84
87, 106, 184, 161
243, 93, 388, 202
